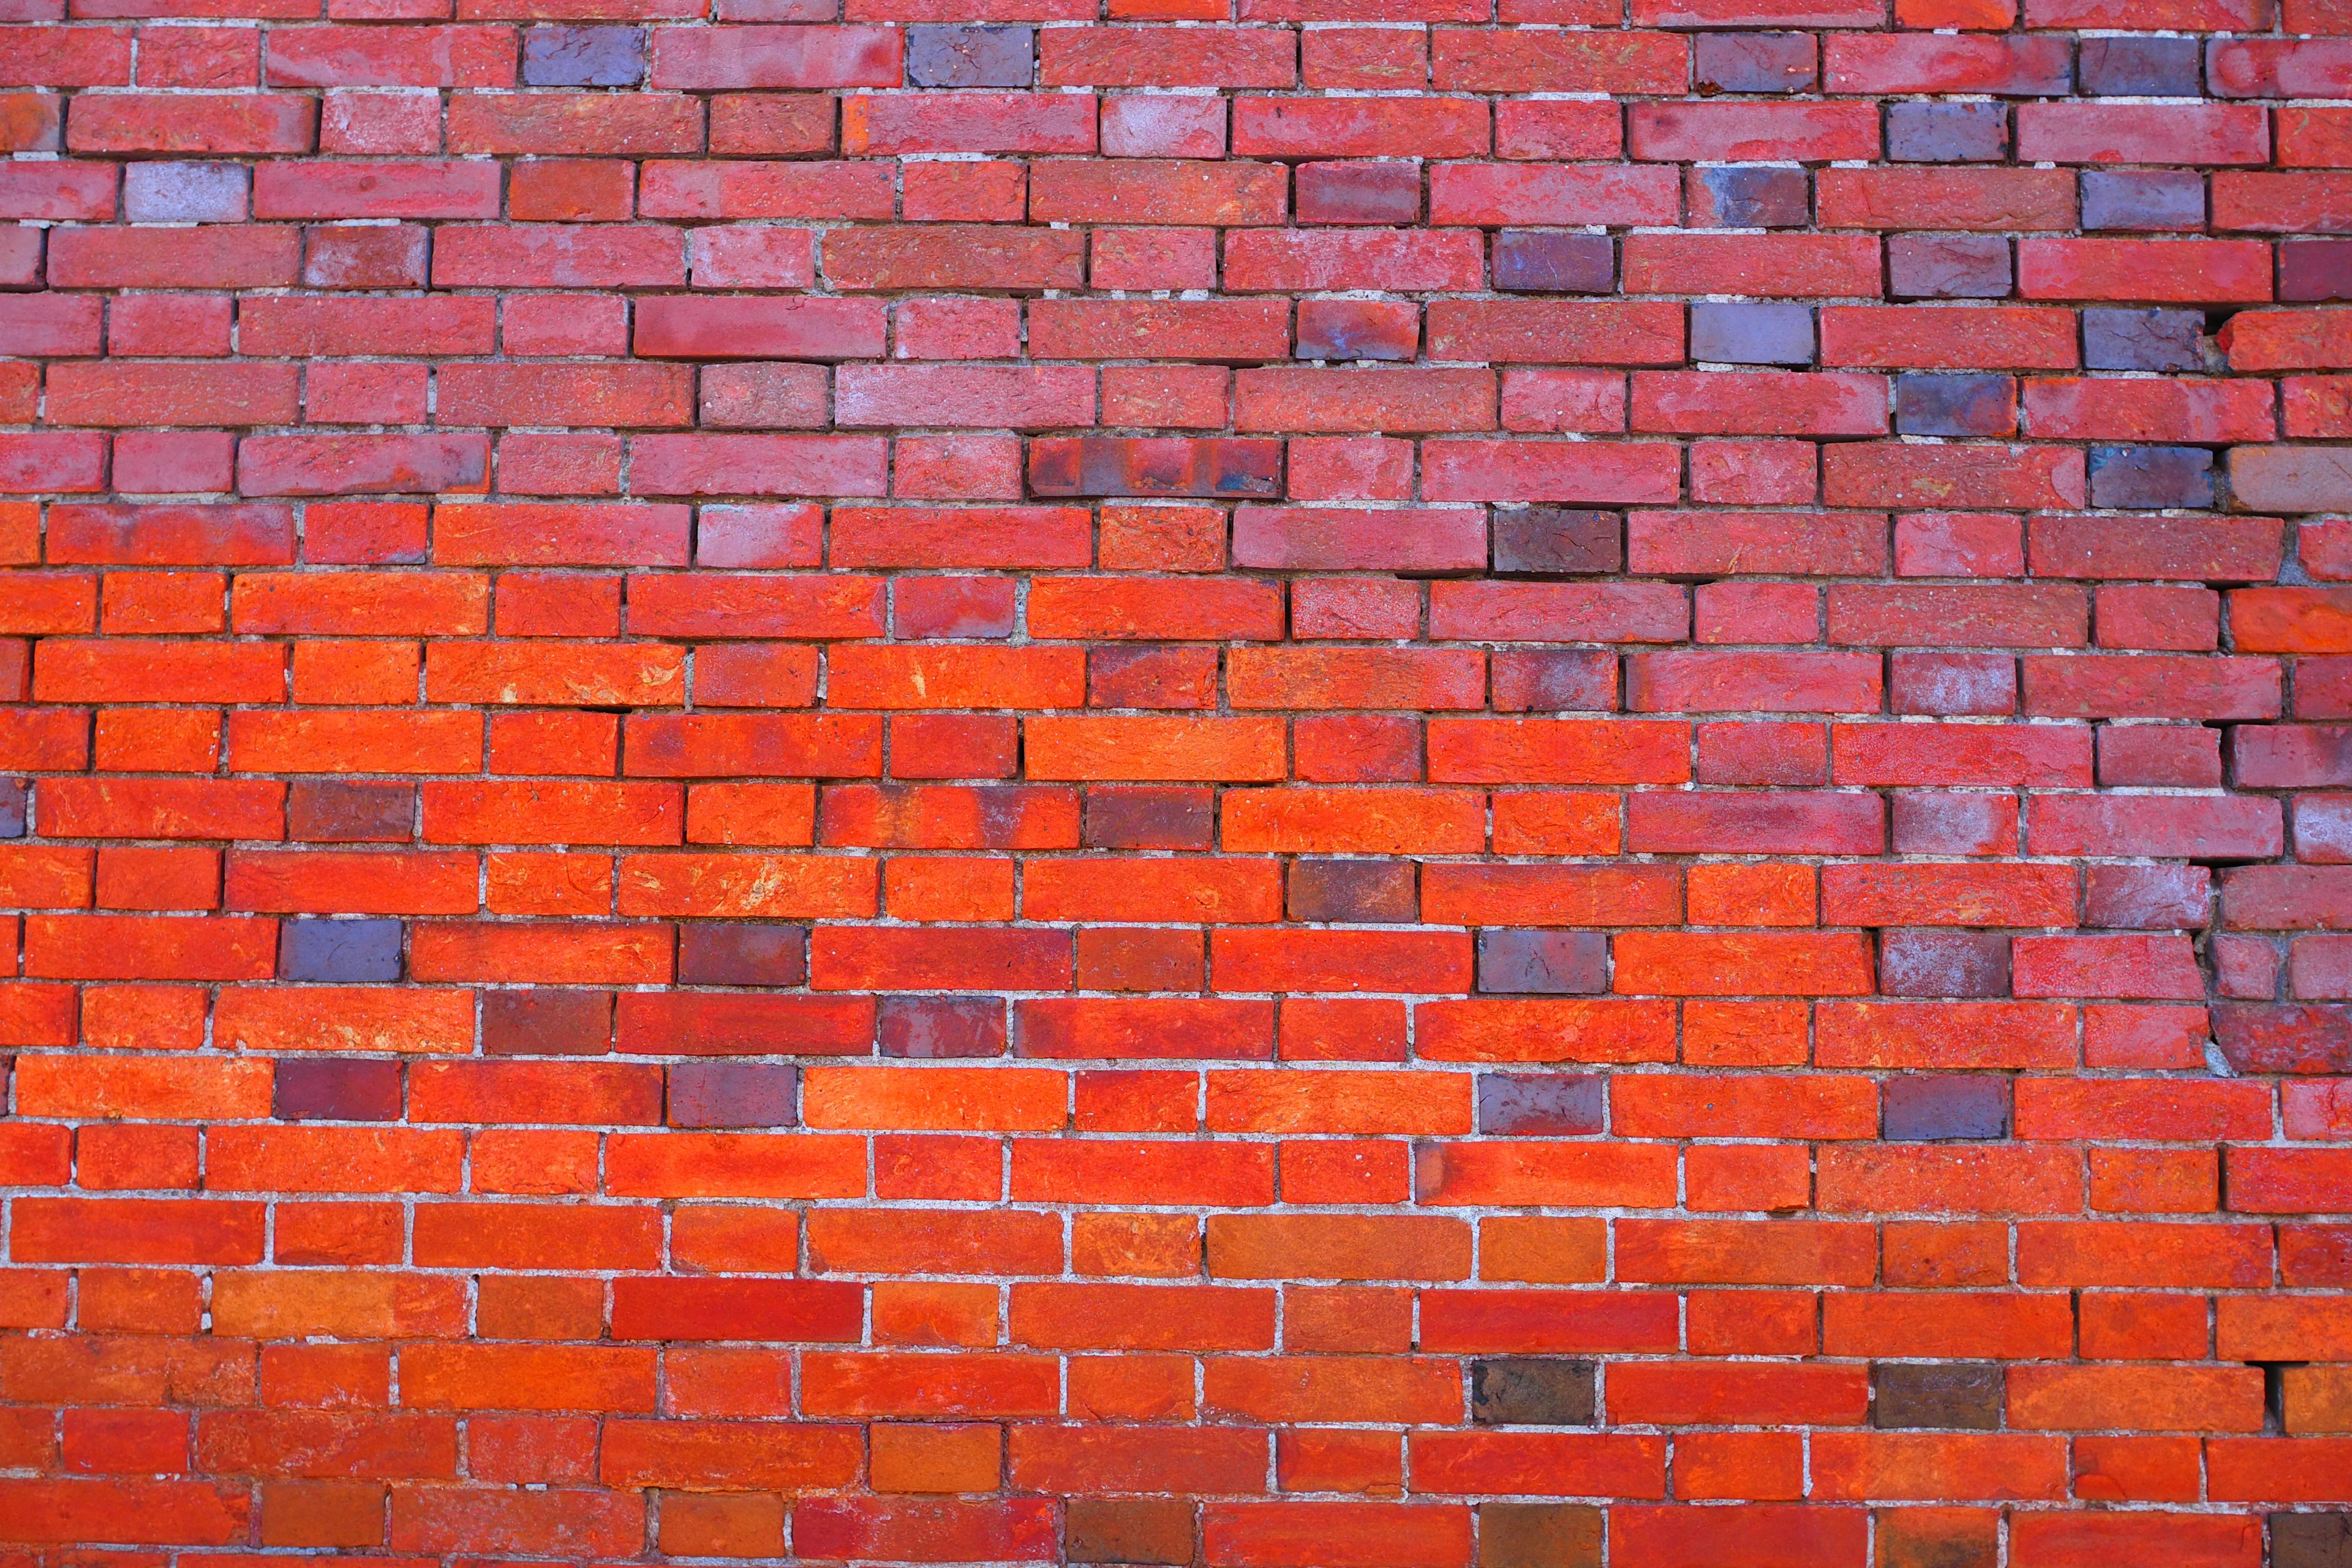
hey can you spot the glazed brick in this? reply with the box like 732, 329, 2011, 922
0, 0, 2337, 1555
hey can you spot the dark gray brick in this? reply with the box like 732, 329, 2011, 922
2089, 445, 2214, 510
281, 918, 402, 983
1896, 374, 2016, 438
1882, 1074, 2010, 1141
1472, 1359, 1597, 1425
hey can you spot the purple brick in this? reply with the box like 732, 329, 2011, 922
122, 163, 249, 224
274, 1057, 403, 1122
1888, 235, 2011, 301
1694, 31, 1817, 93
1896, 374, 2016, 438
668, 1062, 799, 1128
1882, 1075, 2010, 1141
521, 24, 645, 86
2082, 309, 2204, 372
483, 990, 613, 1056
2087, 864, 2212, 930
1297, 298, 1419, 361
907, 24, 1033, 88
1084, 786, 1213, 850
289, 781, 415, 843
1297, 162, 1420, 226
2082, 170, 2206, 233
2283, 241, 2352, 304
1890, 653, 2016, 717
1493, 650, 1618, 712
1478, 930, 1608, 995
2101, 725, 2222, 787
1493, 509, 1623, 576
1887, 102, 2008, 164
1289, 859, 1417, 923
2079, 36, 2200, 97
281, 918, 402, 983
677, 923, 807, 987
1880, 931, 2011, 997
1477, 1072, 1605, 1136
888, 995, 1008, 1058
1689, 166, 1811, 229
1691, 302, 1813, 366
1491, 232, 1616, 294
2089, 446, 2213, 510
0, 780, 22, 839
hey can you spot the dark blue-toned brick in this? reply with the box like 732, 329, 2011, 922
0, 780, 23, 839
1688, 166, 1811, 229
521, 25, 645, 86
2082, 170, 2205, 233
677, 922, 807, 986
2082, 308, 2203, 372
2089, 446, 2215, 510
1880, 931, 2010, 997
281, 918, 403, 983
1897, 374, 2016, 437
1888, 235, 2010, 300
668, 1062, 799, 1128
1491, 231, 1615, 293
1694, 32, 1817, 93
1887, 102, 2008, 163
1691, 302, 1814, 366
1477, 930, 1608, 995
2078, 36, 2201, 97
274, 1057, 402, 1122
1477, 1073, 1605, 1136
907, 24, 1033, 87
1883, 1075, 2010, 1141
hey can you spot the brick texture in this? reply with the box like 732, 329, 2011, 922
0, 0, 2346, 1559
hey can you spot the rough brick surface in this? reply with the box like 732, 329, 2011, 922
0, 0, 2347, 1559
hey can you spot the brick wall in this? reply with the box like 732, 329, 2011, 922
0, 0, 2349, 1560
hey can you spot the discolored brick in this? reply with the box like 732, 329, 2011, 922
1477, 930, 1609, 995
1067, 1498, 1195, 1566
2082, 309, 2203, 372
1872, 1362, 2003, 1430
1479, 1503, 1602, 1568
1289, 859, 1417, 924
1691, 303, 1814, 366
1694, 33, 1816, 94
521, 26, 646, 87
881, 996, 1006, 1058
907, 24, 1033, 88
1896, 374, 2016, 438
667, 1062, 799, 1128
274, 1057, 403, 1122
2081, 170, 2206, 233
1879, 931, 2011, 997
1297, 162, 1420, 226
288, 781, 414, 843
2087, 447, 2214, 510
1085, 787, 1215, 851
1689, 166, 1811, 229
483, 989, 612, 1057
1477, 1072, 1605, 1136
1888, 235, 2011, 300
1887, 103, 2008, 164
1491, 232, 1615, 294
2078, 36, 2201, 97
1882, 1075, 2010, 1141
1491, 510, 1623, 576
1472, 1359, 1597, 1425
677, 923, 808, 987
281, 918, 403, 983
